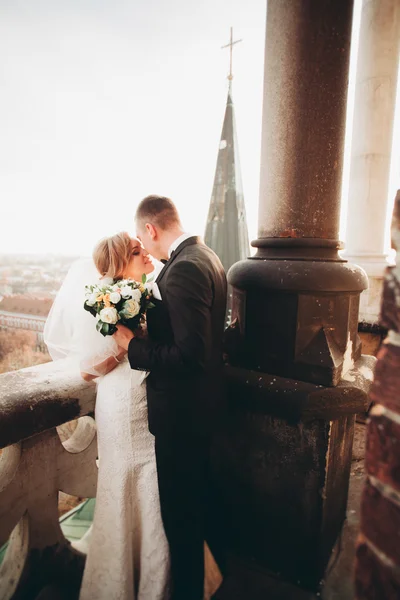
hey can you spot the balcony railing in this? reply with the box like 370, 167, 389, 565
0, 354, 375, 599
0, 359, 98, 599
0, 360, 224, 600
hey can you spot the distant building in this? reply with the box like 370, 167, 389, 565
0, 295, 53, 351
0, 285, 12, 297
204, 31, 249, 273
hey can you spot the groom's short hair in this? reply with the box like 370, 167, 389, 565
136, 195, 182, 230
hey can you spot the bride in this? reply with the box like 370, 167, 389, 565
44, 232, 171, 600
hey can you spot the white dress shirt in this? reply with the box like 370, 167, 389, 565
168, 232, 194, 258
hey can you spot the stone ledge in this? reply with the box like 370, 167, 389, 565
225, 355, 375, 423
0, 360, 96, 449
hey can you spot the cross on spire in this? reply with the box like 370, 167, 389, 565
221, 27, 242, 83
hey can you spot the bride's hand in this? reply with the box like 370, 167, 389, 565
116, 346, 127, 361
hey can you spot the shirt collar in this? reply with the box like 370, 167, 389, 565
168, 233, 194, 258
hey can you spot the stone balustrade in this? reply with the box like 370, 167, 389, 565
0, 359, 98, 599
0, 352, 377, 599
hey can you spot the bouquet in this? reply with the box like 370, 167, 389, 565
84, 275, 155, 336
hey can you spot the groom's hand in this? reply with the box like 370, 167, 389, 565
114, 325, 135, 351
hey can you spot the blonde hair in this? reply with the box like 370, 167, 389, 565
93, 232, 132, 280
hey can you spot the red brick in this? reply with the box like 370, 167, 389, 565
366, 414, 400, 492
355, 538, 400, 599
361, 480, 400, 565
370, 345, 400, 413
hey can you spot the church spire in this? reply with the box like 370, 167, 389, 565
204, 28, 249, 273
221, 27, 242, 88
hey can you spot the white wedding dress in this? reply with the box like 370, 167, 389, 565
44, 258, 222, 600
78, 358, 171, 600
44, 258, 170, 600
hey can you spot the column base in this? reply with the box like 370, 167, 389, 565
228, 256, 368, 386
211, 357, 375, 594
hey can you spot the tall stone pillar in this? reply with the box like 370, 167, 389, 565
213, 1, 374, 598
343, 0, 400, 324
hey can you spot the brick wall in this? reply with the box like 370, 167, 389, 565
355, 191, 400, 599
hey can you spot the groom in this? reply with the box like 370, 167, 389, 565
114, 195, 227, 600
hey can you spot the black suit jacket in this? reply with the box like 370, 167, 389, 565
127, 237, 227, 436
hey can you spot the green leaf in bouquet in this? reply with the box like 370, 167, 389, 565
95, 319, 118, 337
141, 273, 146, 284
84, 302, 98, 318
147, 302, 156, 309
120, 314, 141, 333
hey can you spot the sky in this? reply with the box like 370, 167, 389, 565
0, 0, 266, 256
0, 0, 398, 257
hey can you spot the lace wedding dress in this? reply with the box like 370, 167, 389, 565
78, 357, 171, 600
44, 258, 221, 599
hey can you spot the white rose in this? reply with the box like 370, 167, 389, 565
86, 292, 98, 306
120, 299, 140, 319
120, 286, 132, 298
109, 291, 121, 304
99, 307, 119, 324
131, 288, 142, 302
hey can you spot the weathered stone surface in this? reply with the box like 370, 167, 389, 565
228, 270, 367, 387
0, 359, 96, 449
0, 359, 98, 598
0, 422, 98, 598
224, 355, 374, 424
257, 0, 353, 241
217, 0, 376, 594
212, 375, 362, 590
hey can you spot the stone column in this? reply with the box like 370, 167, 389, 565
231, 0, 368, 387
343, 0, 400, 324
213, 1, 374, 598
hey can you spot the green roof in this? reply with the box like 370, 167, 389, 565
60, 498, 96, 541
0, 498, 95, 564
